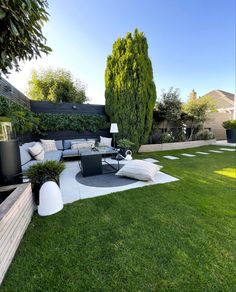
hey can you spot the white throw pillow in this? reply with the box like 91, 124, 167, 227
40, 139, 57, 152
28, 142, 45, 161
71, 141, 94, 150
100, 136, 112, 147
116, 160, 161, 181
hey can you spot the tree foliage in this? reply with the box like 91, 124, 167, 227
183, 90, 216, 140
0, 0, 51, 75
27, 68, 88, 103
105, 29, 156, 149
158, 87, 183, 125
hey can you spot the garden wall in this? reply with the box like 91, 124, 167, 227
139, 139, 216, 152
0, 183, 34, 285
0, 77, 30, 109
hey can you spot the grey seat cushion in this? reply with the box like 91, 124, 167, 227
63, 139, 86, 150
63, 149, 79, 157
55, 140, 63, 150
21, 160, 42, 172
44, 151, 62, 161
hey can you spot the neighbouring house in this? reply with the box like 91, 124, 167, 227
203, 90, 235, 140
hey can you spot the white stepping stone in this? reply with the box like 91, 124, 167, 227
209, 150, 223, 153
181, 153, 196, 157
163, 155, 179, 160
196, 152, 209, 155
143, 158, 159, 163
220, 148, 236, 152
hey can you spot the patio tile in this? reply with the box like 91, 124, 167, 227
196, 151, 209, 155
163, 155, 179, 160
209, 150, 224, 153
143, 158, 160, 163
181, 153, 196, 157
220, 148, 236, 152
60, 161, 178, 203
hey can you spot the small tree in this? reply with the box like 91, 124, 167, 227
105, 29, 156, 149
158, 87, 183, 126
0, 0, 51, 75
27, 68, 88, 103
183, 90, 216, 140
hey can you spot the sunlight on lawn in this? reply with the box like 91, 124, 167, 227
215, 168, 236, 179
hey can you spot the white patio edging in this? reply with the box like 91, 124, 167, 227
139, 139, 216, 153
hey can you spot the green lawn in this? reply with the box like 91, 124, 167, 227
2, 146, 236, 291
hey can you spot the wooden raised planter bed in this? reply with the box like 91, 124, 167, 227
139, 139, 216, 153
0, 183, 34, 285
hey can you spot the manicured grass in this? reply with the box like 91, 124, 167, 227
2, 146, 236, 291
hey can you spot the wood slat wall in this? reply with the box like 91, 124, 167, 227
30, 100, 106, 115
0, 183, 34, 285
0, 77, 30, 109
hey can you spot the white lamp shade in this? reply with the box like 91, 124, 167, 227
110, 123, 118, 133
38, 181, 63, 216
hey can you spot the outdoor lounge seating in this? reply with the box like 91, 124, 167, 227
19, 138, 111, 171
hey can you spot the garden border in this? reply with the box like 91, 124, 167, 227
139, 139, 216, 152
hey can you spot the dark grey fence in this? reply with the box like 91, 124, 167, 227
30, 101, 106, 115
0, 77, 30, 108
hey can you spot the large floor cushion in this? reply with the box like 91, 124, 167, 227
116, 160, 161, 181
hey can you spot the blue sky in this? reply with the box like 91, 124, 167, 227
8, 0, 235, 104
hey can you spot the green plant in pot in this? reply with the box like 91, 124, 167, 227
26, 160, 65, 204
117, 139, 135, 157
222, 120, 236, 143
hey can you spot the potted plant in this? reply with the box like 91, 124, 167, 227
222, 120, 236, 143
117, 139, 134, 157
25, 160, 65, 204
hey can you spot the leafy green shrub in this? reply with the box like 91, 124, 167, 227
160, 131, 175, 143
0, 95, 39, 134
195, 130, 215, 140
26, 160, 65, 186
36, 113, 109, 133
222, 120, 236, 129
117, 139, 134, 149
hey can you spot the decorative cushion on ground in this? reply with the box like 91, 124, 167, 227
55, 140, 63, 150
115, 160, 161, 181
28, 142, 45, 161
40, 139, 57, 152
100, 136, 112, 147
71, 141, 95, 150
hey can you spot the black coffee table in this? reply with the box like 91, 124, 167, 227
79, 148, 120, 177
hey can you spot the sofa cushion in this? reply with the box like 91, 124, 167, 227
63, 149, 79, 157
115, 160, 161, 181
44, 151, 62, 162
28, 142, 45, 161
100, 136, 112, 147
20, 145, 32, 166
21, 160, 42, 172
40, 139, 57, 152
63, 139, 86, 149
71, 141, 94, 150
55, 140, 63, 150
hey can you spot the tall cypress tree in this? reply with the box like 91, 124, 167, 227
105, 29, 156, 149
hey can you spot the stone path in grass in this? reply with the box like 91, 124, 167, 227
220, 148, 236, 151
161, 147, 235, 160
163, 155, 180, 160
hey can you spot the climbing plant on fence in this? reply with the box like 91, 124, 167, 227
0, 96, 109, 134
36, 113, 109, 133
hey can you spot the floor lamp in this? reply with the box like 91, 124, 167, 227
110, 123, 118, 148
